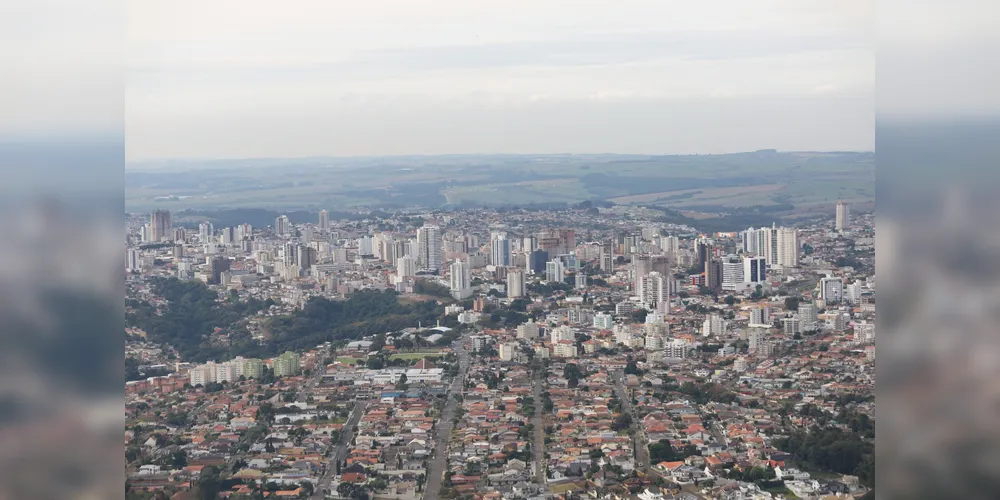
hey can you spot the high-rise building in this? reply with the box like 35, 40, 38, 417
507, 268, 526, 298
743, 257, 768, 284
527, 249, 549, 274
747, 328, 767, 351
150, 210, 172, 242
126, 248, 141, 271
545, 260, 565, 283
449, 259, 472, 300
750, 307, 771, 327
721, 261, 744, 290
274, 215, 291, 237
522, 235, 536, 253
820, 277, 845, 303
600, 241, 614, 272
705, 259, 722, 291
296, 245, 317, 272
696, 241, 712, 269
574, 273, 587, 289
835, 201, 850, 231
798, 303, 818, 330
593, 312, 614, 330
220, 227, 236, 245
516, 322, 539, 340
702, 313, 726, 337
776, 228, 800, 267
498, 343, 516, 362
759, 227, 781, 266
490, 232, 511, 267
396, 256, 416, 278
416, 225, 443, 272
272, 352, 300, 377
318, 209, 330, 231
638, 271, 667, 307
661, 235, 680, 254
742, 227, 770, 257
198, 221, 214, 241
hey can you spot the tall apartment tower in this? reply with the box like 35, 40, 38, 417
507, 268, 526, 298
835, 201, 850, 231
274, 215, 291, 237
397, 255, 416, 278
449, 259, 472, 299
776, 227, 800, 267
416, 225, 443, 272
705, 259, 722, 292
318, 209, 330, 231
638, 271, 667, 307
600, 241, 614, 272
545, 260, 565, 283
150, 210, 172, 242
490, 231, 511, 267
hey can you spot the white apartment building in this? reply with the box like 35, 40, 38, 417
552, 342, 578, 358
750, 307, 771, 327
449, 259, 472, 300
820, 277, 844, 304
550, 325, 576, 344
702, 313, 727, 337
507, 268, 526, 298
517, 322, 540, 340
593, 312, 614, 330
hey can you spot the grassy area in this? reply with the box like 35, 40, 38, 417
549, 481, 586, 494
761, 484, 798, 498
336, 357, 361, 365
389, 351, 443, 361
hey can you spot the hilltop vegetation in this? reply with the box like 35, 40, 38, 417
264, 290, 443, 351
126, 279, 445, 362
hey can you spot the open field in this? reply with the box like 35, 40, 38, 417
389, 351, 444, 361
126, 151, 873, 212
608, 183, 787, 204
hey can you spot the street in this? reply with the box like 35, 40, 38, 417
421, 335, 470, 499
313, 400, 367, 499
531, 363, 547, 489
612, 371, 650, 474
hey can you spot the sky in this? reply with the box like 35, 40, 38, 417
2, 1, 998, 161
122, 0, 880, 160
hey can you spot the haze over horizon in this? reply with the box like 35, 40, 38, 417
123, 0, 877, 161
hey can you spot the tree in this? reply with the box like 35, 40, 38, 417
395, 373, 409, 391
171, 450, 188, 468
724, 295, 736, 306
648, 440, 679, 462
194, 466, 221, 500
785, 296, 800, 311
611, 413, 632, 432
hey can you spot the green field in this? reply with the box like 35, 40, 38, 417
125, 151, 873, 212
389, 351, 443, 361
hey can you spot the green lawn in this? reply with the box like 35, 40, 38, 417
761, 484, 798, 498
336, 357, 361, 364
389, 352, 443, 361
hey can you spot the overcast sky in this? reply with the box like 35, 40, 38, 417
3, 1, 999, 161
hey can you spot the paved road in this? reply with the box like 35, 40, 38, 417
612, 371, 650, 473
422, 335, 470, 499
531, 363, 548, 488
313, 401, 367, 499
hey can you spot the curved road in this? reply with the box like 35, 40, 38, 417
422, 335, 470, 499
